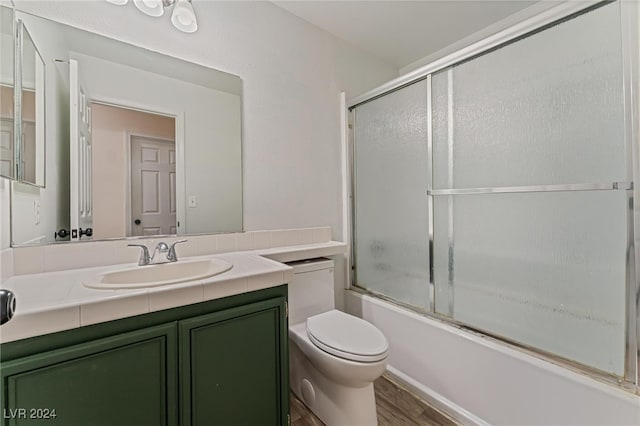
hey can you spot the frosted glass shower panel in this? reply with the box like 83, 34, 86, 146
433, 190, 627, 375
432, 2, 625, 189
353, 80, 430, 310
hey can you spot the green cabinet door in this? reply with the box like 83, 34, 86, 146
180, 297, 289, 426
0, 323, 177, 426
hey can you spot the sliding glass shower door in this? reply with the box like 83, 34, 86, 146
353, 80, 431, 311
351, 0, 630, 377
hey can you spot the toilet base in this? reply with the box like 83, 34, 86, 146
290, 340, 379, 426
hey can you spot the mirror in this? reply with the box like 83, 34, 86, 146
0, 6, 15, 180
9, 8, 243, 246
17, 20, 46, 187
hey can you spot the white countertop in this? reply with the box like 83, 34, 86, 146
0, 241, 347, 343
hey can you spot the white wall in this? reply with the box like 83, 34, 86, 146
11, 0, 397, 245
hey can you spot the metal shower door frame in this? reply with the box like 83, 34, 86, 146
348, 0, 640, 390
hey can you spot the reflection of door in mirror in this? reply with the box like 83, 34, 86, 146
20, 89, 35, 183
91, 103, 175, 240
69, 59, 92, 241
130, 136, 176, 236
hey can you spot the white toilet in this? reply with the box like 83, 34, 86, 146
288, 258, 389, 426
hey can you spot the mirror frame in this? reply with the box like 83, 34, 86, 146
0, 5, 16, 181
15, 18, 46, 188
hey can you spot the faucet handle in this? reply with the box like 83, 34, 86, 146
155, 241, 170, 253
168, 240, 188, 262
128, 244, 150, 266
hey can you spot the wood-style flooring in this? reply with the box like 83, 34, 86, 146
290, 374, 460, 426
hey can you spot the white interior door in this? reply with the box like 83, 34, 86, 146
69, 59, 93, 240
130, 136, 176, 236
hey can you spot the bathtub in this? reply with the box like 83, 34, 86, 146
345, 290, 640, 425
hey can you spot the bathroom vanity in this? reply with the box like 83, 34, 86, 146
0, 285, 288, 426
0, 234, 347, 426
0, 247, 307, 426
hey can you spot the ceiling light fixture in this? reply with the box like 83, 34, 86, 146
171, 0, 198, 33
107, 0, 198, 33
133, 0, 164, 17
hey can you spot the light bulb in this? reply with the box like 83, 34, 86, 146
134, 0, 164, 17
171, 0, 197, 33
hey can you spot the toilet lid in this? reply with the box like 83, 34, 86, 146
306, 310, 389, 363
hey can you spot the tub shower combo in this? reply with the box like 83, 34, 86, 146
349, 0, 639, 392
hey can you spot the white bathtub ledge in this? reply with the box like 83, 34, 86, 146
346, 291, 640, 426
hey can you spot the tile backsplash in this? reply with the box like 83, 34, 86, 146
1, 248, 14, 283
9, 227, 332, 277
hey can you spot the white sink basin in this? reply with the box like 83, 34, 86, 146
84, 258, 233, 289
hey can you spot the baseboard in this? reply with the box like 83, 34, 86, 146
384, 365, 488, 426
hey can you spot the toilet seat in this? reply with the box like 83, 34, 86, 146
306, 310, 389, 363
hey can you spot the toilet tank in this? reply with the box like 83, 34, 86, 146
287, 258, 335, 325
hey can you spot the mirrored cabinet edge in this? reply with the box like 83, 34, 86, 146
1, 5, 45, 187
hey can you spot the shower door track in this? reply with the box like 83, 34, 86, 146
348, 0, 608, 110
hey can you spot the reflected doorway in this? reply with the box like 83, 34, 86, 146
130, 135, 176, 236
91, 103, 175, 239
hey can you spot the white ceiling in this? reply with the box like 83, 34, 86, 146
272, 1, 539, 70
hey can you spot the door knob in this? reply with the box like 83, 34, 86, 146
134, 219, 141, 225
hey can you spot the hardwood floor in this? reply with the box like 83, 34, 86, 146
290, 392, 324, 426
290, 375, 459, 426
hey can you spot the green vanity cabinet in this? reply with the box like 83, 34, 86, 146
0, 285, 289, 426
0, 323, 177, 426
180, 298, 287, 426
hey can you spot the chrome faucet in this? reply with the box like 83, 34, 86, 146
167, 240, 186, 262
153, 242, 170, 260
128, 243, 150, 266
128, 240, 187, 266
